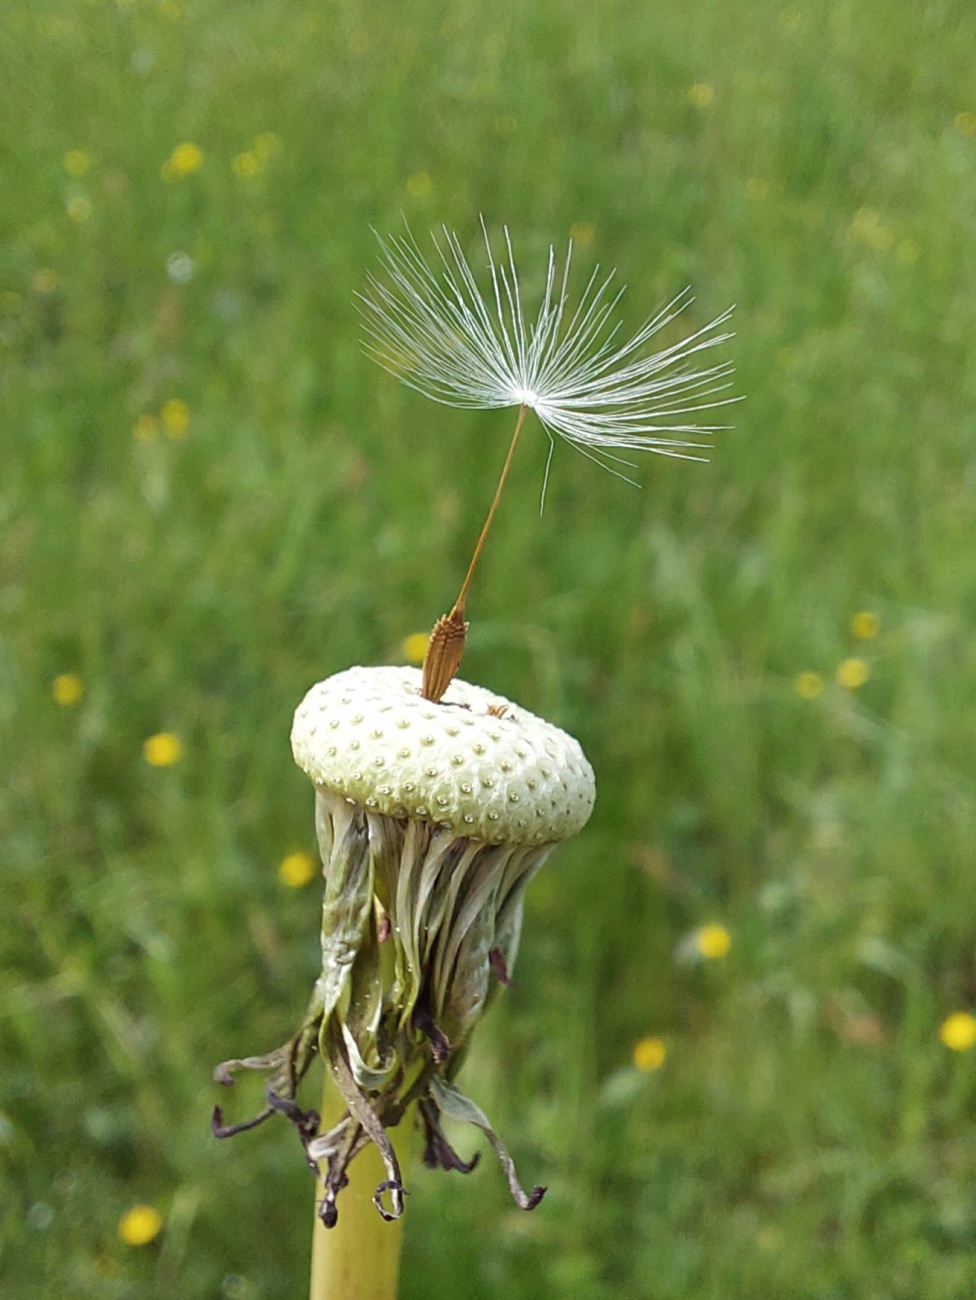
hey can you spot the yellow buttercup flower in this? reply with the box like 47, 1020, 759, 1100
695, 924, 731, 960
161, 142, 204, 182
143, 733, 182, 767
118, 1204, 163, 1246
793, 670, 823, 700
836, 658, 869, 689
632, 1036, 667, 1072
568, 220, 596, 249
406, 171, 432, 200
849, 208, 895, 252
63, 150, 90, 177
850, 611, 879, 639
253, 132, 281, 161
132, 414, 159, 443
32, 268, 61, 295
279, 851, 317, 888
402, 632, 429, 665
52, 673, 84, 707
687, 83, 715, 109
940, 1012, 976, 1052
161, 398, 190, 440
66, 195, 93, 224
232, 151, 262, 179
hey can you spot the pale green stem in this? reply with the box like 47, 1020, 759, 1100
309, 1076, 411, 1300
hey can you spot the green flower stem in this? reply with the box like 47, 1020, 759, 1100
309, 1076, 411, 1300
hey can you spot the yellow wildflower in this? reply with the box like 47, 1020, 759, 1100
160, 399, 190, 440
143, 733, 182, 767
161, 142, 204, 182
406, 171, 432, 200
850, 611, 879, 639
849, 208, 895, 252
569, 221, 596, 249
279, 851, 317, 888
402, 632, 429, 665
836, 658, 869, 689
687, 83, 715, 109
232, 151, 262, 179
66, 196, 93, 225
52, 674, 84, 707
695, 924, 731, 960
940, 1012, 976, 1052
632, 1036, 667, 1072
793, 670, 823, 700
118, 1204, 163, 1246
32, 268, 61, 295
63, 150, 90, 177
253, 132, 281, 160
954, 111, 976, 136
132, 414, 159, 443
745, 177, 769, 201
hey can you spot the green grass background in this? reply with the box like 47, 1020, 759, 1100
3, 0, 976, 1295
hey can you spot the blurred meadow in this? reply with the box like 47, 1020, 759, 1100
3, 0, 976, 1296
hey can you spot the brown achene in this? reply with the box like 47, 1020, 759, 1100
420, 404, 528, 701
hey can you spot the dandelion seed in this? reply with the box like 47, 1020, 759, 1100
940, 1012, 976, 1052
278, 851, 316, 888
361, 220, 736, 700
144, 733, 182, 766
118, 1204, 163, 1246
360, 219, 735, 479
632, 1036, 667, 1072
